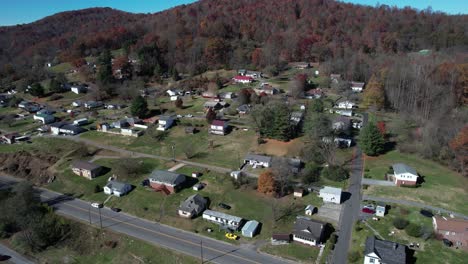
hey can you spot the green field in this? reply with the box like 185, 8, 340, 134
353, 203, 468, 264
261, 243, 320, 262
363, 150, 468, 215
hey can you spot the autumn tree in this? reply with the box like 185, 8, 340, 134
360, 122, 385, 156
205, 108, 217, 124
238, 88, 252, 105
362, 74, 385, 109
290, 74, 307, 99
251, 101, 293, 141
174, 97, 183, 108
449, 126, 468, 176
257, 170, 277, 196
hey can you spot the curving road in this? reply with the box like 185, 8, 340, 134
0, 243, 35, 264
0, 176, 292, 264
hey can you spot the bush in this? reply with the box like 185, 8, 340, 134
321, 165, 349, 182
393, 217, 409, 229
348, 251, 361, 262
405, 224, 423, 237
94, 184, 102, 193
329, 233, 337, 244
104, 240, 118, 248
354, 223, 363, 232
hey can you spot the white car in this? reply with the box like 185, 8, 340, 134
91, 202, 103, 208
177, 114, 183, 118
185, 114, 193, 118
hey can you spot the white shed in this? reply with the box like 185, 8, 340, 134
319, 186, 342, 204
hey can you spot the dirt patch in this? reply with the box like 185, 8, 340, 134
255, 138, 303, 156
0, 151, 59, 185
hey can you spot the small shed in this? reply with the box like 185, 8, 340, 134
376, 204, 386, 217
305, 205, 316, 216
193, 183, 205, 191
241, 220, 260, 238
230, 171, 242, 180
293, 188, 304, 198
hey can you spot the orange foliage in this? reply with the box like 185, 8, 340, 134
257, 170, 277, 196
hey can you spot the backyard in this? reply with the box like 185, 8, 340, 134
363, 150, 468, 215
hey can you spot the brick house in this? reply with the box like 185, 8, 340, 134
71, 161, 102, 180
433, 216, 468, 251
148, 170, 186, 194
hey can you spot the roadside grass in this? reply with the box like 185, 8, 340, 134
15, 219, 198, 264
359, 203, 468, 264
363, 150, 468, 215
349, 223, 373, 263
261, 243, 320, 262
0, 137, 82, 154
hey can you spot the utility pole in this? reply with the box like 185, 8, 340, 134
171, 145, 175, 161
88, 205, 92, 224
99, 207, 103, 229
200, 240, 203, 264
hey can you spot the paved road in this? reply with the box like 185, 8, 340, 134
0, 176, 292, 264
42, 135, 259, 178
363, 195, 468, 220
332, 112, 368, 264
361, 178, 395, 186
0, 243, 35, 264
333, 148, 364, 264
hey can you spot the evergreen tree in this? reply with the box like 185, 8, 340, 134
309, 99, 324, 113
49, 78, 62, 93
130, 96, 148, 118
359, 122, 385, 156
97, 50, 113, 84
29, 83, 44, 97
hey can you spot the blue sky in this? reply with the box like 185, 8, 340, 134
0, 0, 466, 26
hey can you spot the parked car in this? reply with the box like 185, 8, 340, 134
185, 114, 193, 118
225, 233, 238, 240
362, 208, 375, 214
111, 207, 121, 212
443, 239, 453, 247
218, 203, 231, 210
363, 204, 375, 210
91, 202, 103, 208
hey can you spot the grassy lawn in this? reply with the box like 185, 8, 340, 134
49, 62, 73, 73
0, 137, 83, 154
355, 203, 468, 264
80, 125, 258, 169
261, 243, 320, 262
363, 150, 468, 215
0, 116, 41, 133
5, 219, 198, 264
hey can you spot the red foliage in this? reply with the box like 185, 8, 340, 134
377, 121, 386, 136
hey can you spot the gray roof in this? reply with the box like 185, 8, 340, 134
203, 210, 242, 223
242, 220, 260, 234
159, 115, 174, 121
149, 170, 185, 185
179, 194, 207, 215
72, 160, 101, 171
320, 186, 342, 196
105, 180, 130, 192
244, 154, 272, 163
237, 104, 250, 112
204, 101, 220, 108
292, 217, 325, 241
392, 163, 417, 176
364, 236, 407, 264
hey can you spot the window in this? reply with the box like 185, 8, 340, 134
369, 258, 375, 263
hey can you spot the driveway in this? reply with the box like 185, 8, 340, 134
362, 178, 395, 186
317, 203, 342, 223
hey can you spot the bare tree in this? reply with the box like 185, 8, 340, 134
271, 158, 293, 197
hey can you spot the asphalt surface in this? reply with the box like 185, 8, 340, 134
0, 176, 293, 264
0, 243, 35, 264
332, 112, 368, 264
361, 178, 395, 186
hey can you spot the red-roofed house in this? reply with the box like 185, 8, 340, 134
209, 120, 229, 135
233, 76, 254, 84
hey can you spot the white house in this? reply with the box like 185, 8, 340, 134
104, 180, 132, 197
71, 85, 87, 94
73, 118, 88, 126
392, 163, 419, 186
375, 204, 386, 217
337, 100, 356, 109
157, 115, 175, 131
202, 210, 243, 230
209, 120, 228, 135
335, 109, 353, 117
244, 154, 272, 168
319, 186, 342, 204
72, 101, 82, 107
50, 122, 86, 135
351, 81, 365, 92
364, 236, 408, 264
170, 95, 179, 101
33, 114, 55, 124
292, 217, 326, 247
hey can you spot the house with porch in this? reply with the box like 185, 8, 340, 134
292, 217, 327, 247
178, 194, 208, 218
351, 81, 365, 93
364, 236, 409, 264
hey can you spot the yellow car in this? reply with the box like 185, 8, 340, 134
225, 233, 238, 240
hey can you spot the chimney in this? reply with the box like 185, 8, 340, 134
393, 243, 398, 250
